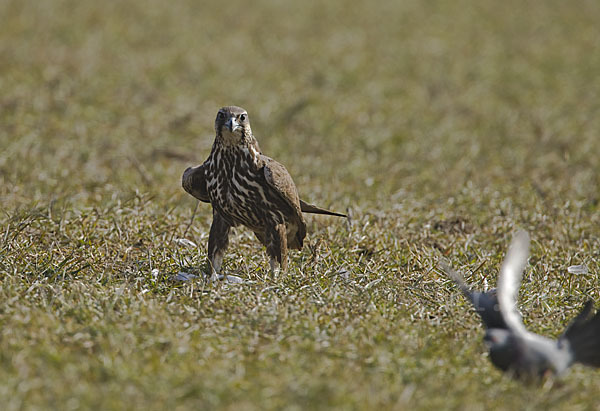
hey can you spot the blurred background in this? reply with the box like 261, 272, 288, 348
2, 0, 599, 212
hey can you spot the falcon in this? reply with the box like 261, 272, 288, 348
443, 231, 600, 380
182, 106, 345, 281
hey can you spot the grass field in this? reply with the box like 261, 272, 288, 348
2, 0, 600, 409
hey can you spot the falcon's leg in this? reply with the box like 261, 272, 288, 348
266, 223, 288, 277
207, 211, 231, 282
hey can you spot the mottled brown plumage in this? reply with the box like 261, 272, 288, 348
182, 106, 345, 280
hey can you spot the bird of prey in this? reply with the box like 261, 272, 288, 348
443, 230, 600, 379
182, 106, 345, 281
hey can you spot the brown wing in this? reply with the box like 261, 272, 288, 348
251, 139, 344, 218
182, 163, 210, 203
259, 155, 306, 248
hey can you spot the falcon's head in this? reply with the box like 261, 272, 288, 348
215, 106, 252, 146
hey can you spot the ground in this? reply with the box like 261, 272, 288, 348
2, 0, 600, 409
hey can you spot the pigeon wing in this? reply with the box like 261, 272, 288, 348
497, 230, 531, 336
441, 260, 507, 329
560, 300, 600, 367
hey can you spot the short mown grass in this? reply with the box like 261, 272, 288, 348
2, 0, 600, 409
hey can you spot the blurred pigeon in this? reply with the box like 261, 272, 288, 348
441, 260, 507, 330
445, 230, 600, 379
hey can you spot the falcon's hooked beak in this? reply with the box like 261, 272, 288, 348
225, 117, 241, 133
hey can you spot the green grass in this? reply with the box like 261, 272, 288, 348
2, 0, 600, 409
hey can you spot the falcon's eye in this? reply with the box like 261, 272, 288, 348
240, 114, 247, 122
217, 112, 224, 119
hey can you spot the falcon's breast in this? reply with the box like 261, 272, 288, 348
208, 145, 275, 226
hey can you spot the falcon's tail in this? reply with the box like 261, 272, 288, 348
561, 300, 600, 367
300, 200, 346, 218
